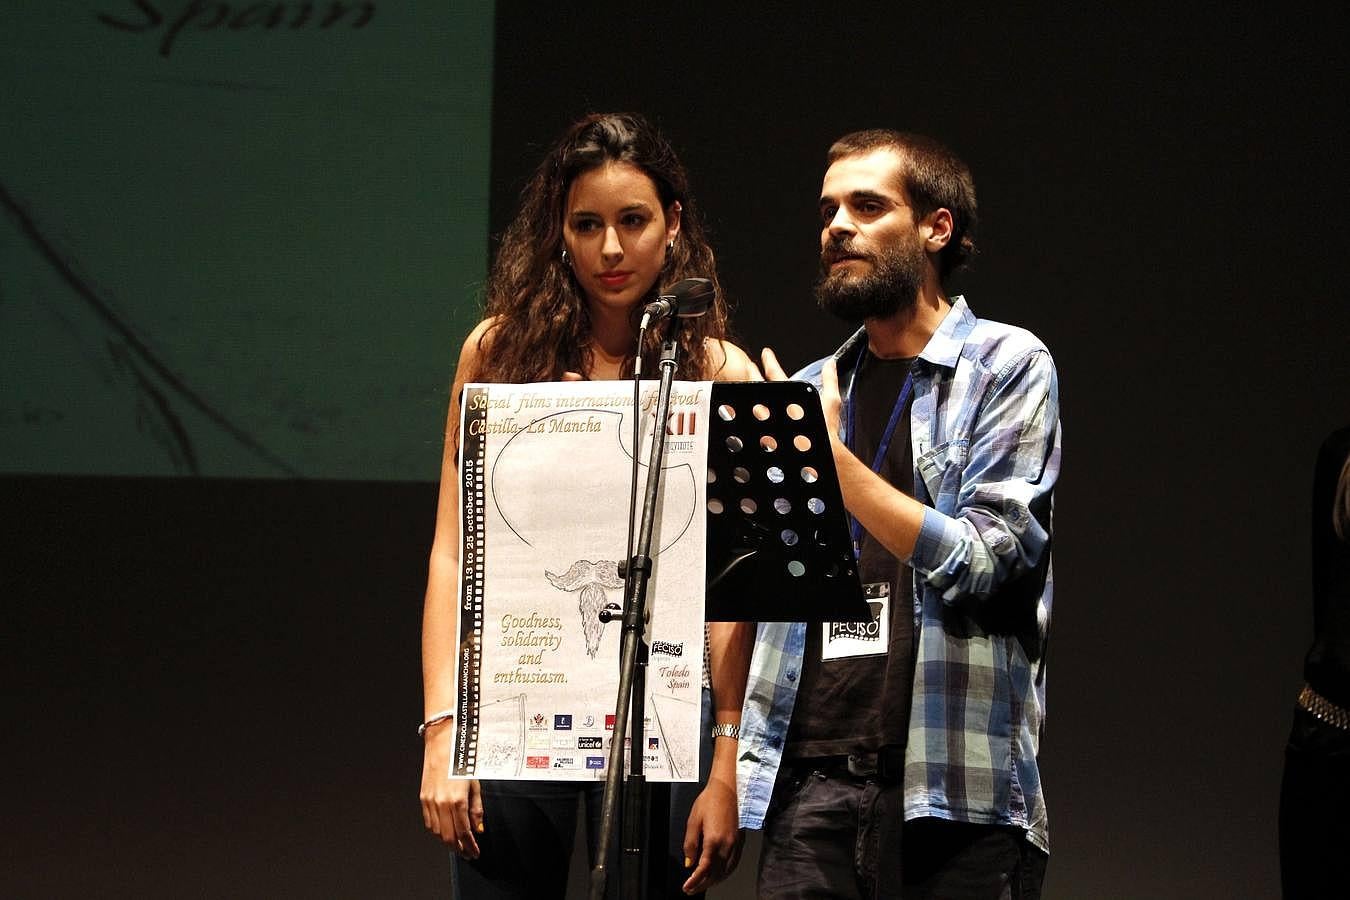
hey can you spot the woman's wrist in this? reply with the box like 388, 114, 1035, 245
418, 708, 455, 738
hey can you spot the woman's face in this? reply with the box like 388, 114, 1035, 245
562, 161, 681, 316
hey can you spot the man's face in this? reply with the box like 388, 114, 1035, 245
814, 148, 928, 322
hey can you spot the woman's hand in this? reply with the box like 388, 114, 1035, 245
419, 725, 483, 858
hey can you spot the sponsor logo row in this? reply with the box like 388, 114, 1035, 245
527, 734, 661, 751
526, 752, 664, 771
531, 713, 624, 730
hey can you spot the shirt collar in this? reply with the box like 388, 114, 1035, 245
917, 295, 975, 370
832, 295, 975, 373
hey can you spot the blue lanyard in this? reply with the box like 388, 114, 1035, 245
842, 352, 914, 559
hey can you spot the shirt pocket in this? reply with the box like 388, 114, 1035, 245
915, 438, 968, 509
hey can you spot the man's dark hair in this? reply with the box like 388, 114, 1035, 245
827, 129, 978, 281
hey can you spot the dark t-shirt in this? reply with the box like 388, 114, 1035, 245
786, 350, 917, 760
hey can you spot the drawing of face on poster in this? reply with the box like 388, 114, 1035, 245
489, 405, 696, 658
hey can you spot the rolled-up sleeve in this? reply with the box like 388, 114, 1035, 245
910, 348, 1061, 605
737, 620, 806, 829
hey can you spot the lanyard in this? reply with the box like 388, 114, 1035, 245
842, 352, 914, 559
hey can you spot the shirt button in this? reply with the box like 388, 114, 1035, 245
785, 670, 797, 682
768, 736, 781, 749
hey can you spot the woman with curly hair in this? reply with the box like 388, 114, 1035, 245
419, 113, 758, 898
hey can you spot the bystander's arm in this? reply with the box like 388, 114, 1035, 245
681, 620, 753, 894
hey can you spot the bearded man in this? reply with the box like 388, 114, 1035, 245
741, 130, 1062, 899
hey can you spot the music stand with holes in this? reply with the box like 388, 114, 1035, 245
592, 374, 869, 899
639, 380, 870, 898
704, 380, 870, 623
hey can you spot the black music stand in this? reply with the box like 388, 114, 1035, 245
704, 380, 870, 623
633, 379, 871, 897
594, 377, 870, 899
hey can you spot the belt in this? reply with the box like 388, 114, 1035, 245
785, 746, 906, 782
1297, 683, 1350, 731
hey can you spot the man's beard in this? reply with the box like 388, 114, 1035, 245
814, 235, 925, 322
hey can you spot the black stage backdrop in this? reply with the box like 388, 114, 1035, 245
5, 3, 1349, 897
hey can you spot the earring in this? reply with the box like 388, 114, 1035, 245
667, 240, 675, 253
561, 248, 570, 267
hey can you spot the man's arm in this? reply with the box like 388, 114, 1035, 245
761, 348, 925, 560
907, 349, 1059, 603
681, 621, 753, 894
761, 346, 1059, 605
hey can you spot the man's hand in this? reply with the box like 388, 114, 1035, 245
681, 776, 744, 894
759, 347, 789, 382
818, 357, 843, 447
762, 348, 843, 447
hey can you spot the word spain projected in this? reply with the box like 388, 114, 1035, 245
0, 3, 494, 479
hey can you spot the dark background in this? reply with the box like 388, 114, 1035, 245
5, 3, 1348, 897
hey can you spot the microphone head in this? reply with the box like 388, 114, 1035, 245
664, 277, 715, 318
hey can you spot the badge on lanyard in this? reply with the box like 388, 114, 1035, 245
821, 581, 890, 661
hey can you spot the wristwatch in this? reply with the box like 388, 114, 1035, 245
709, 722, 741, 740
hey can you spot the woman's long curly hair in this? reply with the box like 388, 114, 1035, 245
473, 113, 731, 383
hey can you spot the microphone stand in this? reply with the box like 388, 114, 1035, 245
590, 324, 682, 900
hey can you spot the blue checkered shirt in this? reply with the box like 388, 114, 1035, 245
737, 297, 1061, 853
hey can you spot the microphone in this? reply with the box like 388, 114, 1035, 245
643, 277, 714, 322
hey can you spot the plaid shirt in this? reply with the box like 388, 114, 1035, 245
737, 297, 1061, 853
